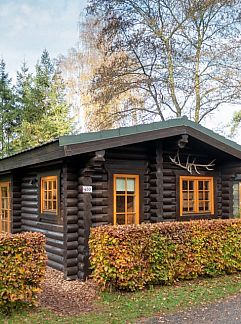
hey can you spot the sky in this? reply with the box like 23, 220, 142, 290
0, 0, 240, 143
0, 0, 86, 77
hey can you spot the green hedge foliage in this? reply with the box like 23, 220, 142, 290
89, 219, 241, 291
0, 232, 47, 311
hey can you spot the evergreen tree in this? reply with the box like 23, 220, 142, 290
13, 61, 34, 151
0, 59, 15, 157
15, 50, 73, 150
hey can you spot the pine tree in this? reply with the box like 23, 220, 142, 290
13, 61, 34, 151
0, 59, 15, 157
15, 50, 73, 150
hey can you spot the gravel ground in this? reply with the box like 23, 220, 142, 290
39, 267, 97, 316
137, 294, 241, 324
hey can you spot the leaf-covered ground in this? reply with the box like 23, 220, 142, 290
39, 267, 97, 316
3, 270, 241, 323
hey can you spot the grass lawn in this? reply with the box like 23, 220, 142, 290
2, 273, 241, 324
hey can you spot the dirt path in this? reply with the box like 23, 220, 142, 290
138, 294, 241, 324
39, 267, 97, 316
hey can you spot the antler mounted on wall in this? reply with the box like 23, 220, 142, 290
169, 151, 215, 174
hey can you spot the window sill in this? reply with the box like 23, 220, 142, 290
39, 212, 60, 224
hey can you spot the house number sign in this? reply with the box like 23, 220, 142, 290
82, 186, 93, 193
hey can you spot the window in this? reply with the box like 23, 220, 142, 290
0, 181, 11, 233
40, 176, 58, 215
113, 174, 139, 225
180, 176, 214, 216
233, 182, 241, 218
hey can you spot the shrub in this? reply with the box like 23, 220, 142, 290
89, 219, 241, 291
0, 232, 47, 313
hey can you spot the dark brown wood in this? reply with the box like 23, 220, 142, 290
11, 174, 21, 233
0, 142, 65, 173
63, 165, 78, 280
0, 122, 240, 281
20, 170, 65, 272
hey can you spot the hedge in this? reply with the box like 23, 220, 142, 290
0, 232, 47, 311
89, 219, 241, 291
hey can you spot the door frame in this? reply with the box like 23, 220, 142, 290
113, 174, 140, 225
0, 181, 11, 234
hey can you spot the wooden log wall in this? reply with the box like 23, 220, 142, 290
77, 169, 92, 280
63, 165, 79, 279
11, 175, 21, 233
162, 149, 223, 220
143, 164, 151, 222
162, 153, 178, 220
21, 172, 65, 272
148, 143, 163, 222
91, 151, 108, 227
77, 151, 108, 280
105, 144, 151, 223
216, 173, 222, 218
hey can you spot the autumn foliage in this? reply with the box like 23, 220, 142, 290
89, 219, 241, 291
0, 232, 47, 311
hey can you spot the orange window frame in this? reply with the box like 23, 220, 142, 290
113, 174, 140, 225
180, 176, 214, 216
40, 176, 58, 215
0, 181, 11, 234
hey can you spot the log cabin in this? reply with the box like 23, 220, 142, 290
0, 116, 241, 280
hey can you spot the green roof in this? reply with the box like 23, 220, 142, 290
59, 116, 241, 153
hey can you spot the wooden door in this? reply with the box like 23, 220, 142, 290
113, 174, 139, 225
0, 182, 11, 234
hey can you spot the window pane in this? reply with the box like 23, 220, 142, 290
116, 196, 125, 212
43, 181, 47, 190
183, 181, 188, 190
47, 200, 52, 210
204, 202, 210, 211
49, 181, 52, 190
183, 192, 188, 200
183, 200, 188, 212
1, 187, 7, 197
116, 214, 125, 225
204, 181, 209, 190
199, 192, 204, 200
198, 181, 203, 190
189, 192, 194, 200
189, 181, 194, 190
127, 179, 135, 193
127, 214, 135, 225
127, 196, 135, 212
199, 201, 204, 211
53, 189, 57, 199
189, 201, 194, 212
2, 198, 7, 209
48, 191, 52, 200
116, 178, 125, 193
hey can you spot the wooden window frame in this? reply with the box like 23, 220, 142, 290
40, 176, 58, 215
0, 181, 11, 234
180, 176, 214, 216
38, 170, 60, 223
113, 174, 140, 225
